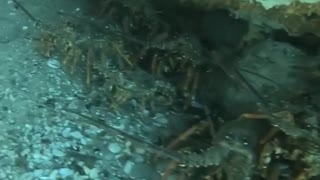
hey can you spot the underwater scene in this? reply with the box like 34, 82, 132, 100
1, 0, 320, 179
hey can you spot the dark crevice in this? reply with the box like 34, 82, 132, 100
271, 29, 320, 55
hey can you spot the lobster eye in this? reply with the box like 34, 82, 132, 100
224, 132, 234, 140
242, 137, 249, 146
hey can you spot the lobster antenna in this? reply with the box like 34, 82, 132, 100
12, 0, 44, 28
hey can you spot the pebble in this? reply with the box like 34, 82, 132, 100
80, 138, 88, 145
58, 168, 74, 178
20, 148, 30, 157
168, 174, 179, 180
0, 172, 6, 179
123, 161, 135, 175
133, 155, 144, 163
70, 131, 84, 139
85, 126, 102, 135
33, 169, 44, 177
67, 99, 82, 110
128, 163, 159, 179
82, 166, 99, 179
61, 128, 72, 138
52, 148, 65, 157
104, 153, 114, 160
108, 143, 122, 153
47, 58, 60, 69
88, 168, 99, 179
22, 26, 28, 30
134, 147, 146, 154
154, 113, 168, 125
19, 172, 33, 179
49, 170, 58, 179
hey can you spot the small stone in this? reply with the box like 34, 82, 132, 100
33, 169, 44, 177
67, 100, 81, 110
22, 26, 28, 30
134, 147, 146, 154
52, 148, 65, 157
47, 58, 60, 69
61, 128, 71, 138
128, 163, 159, 179
113, 123, 125, 130
58, 168, 74, 178
85, 126, 101, 135
108, 143, 122, 153
154, 113, 168, 125
80, 138, 87, 145
0, 172, 6, 179
48, 170, 58, 179
89, 168, 99, 179
168, 174, 178, 180
70, 131, 84, 139
264, 156, 271, 164
19, 172, 33, 179
133, 155, 144, 163
142, 109, 150, 116
83, 165, 90, 175
20, 148, 30, 157
104, 153, 114, 160
123, 161, 134, 175
191, 99, 204, 108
